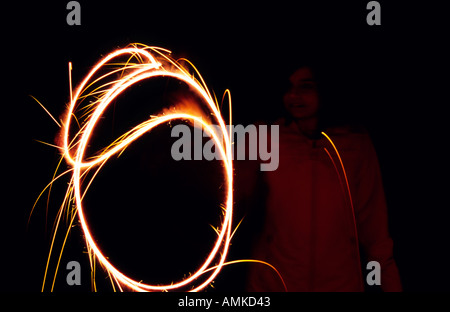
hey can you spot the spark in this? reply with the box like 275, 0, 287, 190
29, 95, 61, 128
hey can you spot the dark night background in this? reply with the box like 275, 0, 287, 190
1, 0, 448, 295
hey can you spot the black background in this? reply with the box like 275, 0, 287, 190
1, 0, 449, 294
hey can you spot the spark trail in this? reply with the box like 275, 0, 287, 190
35, 43, 287, 292
44, 44, 234, 292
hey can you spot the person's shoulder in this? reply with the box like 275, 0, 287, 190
322, 124, 375, 155
250, 118, 286, 134
325, 123, 367, 135
324, 124, 371, 141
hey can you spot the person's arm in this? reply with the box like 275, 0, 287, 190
354, 134, 402, 292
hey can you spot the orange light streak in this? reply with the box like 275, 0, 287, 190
58, 44, 234, 292
321, 131, 364, 290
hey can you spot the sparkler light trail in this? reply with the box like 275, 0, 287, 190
45, 44, 235, 292
321, 131, 364, 290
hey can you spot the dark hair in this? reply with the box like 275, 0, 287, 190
280, 59, 357, 131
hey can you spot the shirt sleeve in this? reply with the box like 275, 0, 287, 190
354, 134, 403, 292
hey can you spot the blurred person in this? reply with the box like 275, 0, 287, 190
237, 63, 402, 292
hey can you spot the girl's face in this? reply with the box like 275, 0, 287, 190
283, 67, 319, 120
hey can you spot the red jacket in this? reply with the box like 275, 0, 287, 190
244, 119, 402, 292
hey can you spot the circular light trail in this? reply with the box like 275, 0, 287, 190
62, 44, 233, 292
